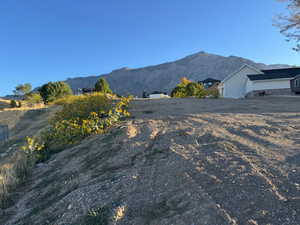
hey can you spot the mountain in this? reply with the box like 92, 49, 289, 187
65, 51, 290, 96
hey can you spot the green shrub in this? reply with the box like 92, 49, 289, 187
171, 77, 206, 98
52, 93, 112, 121
171, 77, 220, 99
186, 82, 204, 96
10, 100, 18, 108
205, 89, 220, 99
25, 93, 43, 104
95, 78, 112, 94
171, 86, 187, 98
39, 81, 73, 104
21, 95, 132, 162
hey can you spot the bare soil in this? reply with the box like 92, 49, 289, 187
2, 97, 300, 225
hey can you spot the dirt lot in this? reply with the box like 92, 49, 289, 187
131, 96, 300, 117
2, 97, 300, 225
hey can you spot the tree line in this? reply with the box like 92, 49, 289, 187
10, 77, 112, 107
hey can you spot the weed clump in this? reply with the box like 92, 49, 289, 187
0, 151, 35, 208
82, 207, 109, 225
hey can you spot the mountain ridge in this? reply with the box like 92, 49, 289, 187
65, 51, 291, 96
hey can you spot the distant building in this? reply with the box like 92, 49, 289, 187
78, 88, 95, 95
198, 78, 221, 89
218, 65, 300, 98
148, 91, 170, 99
291, 75, 300, 95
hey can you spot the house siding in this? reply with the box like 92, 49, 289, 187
220, 65, 300, 98
251, 79, 291, 91
149, 94, 169, 99
222, 66, 261, 98
291, 75, 300, 94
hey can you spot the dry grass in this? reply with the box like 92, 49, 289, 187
0, 97, 46, 112
1, 104, 46, 112
113, 205, 126, 222
0, 151, 34, 208
0, 94, 128, 211
0, 106, 52, 209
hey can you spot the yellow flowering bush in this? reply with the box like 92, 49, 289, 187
21, 94, 133, 162
21, 137, 45, 154
52, 93, 112, 121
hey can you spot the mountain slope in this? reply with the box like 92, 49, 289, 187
65, 51, 290, 96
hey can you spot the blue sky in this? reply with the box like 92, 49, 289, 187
0, 0, 299, 96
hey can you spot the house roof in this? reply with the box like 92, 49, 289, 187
199, 78, 221, 83
150, 91, 167, 95
261, 67, 300, 75
248, 67, 300, 81
292, 74, 300, 80
221, 64, 262, 83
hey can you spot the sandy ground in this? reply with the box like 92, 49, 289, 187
2, 97, 300, 225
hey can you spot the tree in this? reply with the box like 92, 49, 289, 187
180, 77, 192, 86
94, 78, 112, 94
14, 83, 32, 96
171, 86, 187, 97
276, 0, 300, 51
186, 82, 204, 96
39, 81, 73, 103
171, 77, 206, 98
25, 93, 43, 104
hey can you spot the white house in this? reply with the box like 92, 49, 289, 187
219, 65, 300, 98
149, 93, 170, 99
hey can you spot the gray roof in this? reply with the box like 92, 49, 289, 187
248, 67, 300, 81
199, 78, 221, 83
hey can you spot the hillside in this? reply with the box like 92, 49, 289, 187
65, 52, 290, 96
1, 97, 300, 225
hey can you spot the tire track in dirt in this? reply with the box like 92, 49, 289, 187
177, 114, 300, 224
